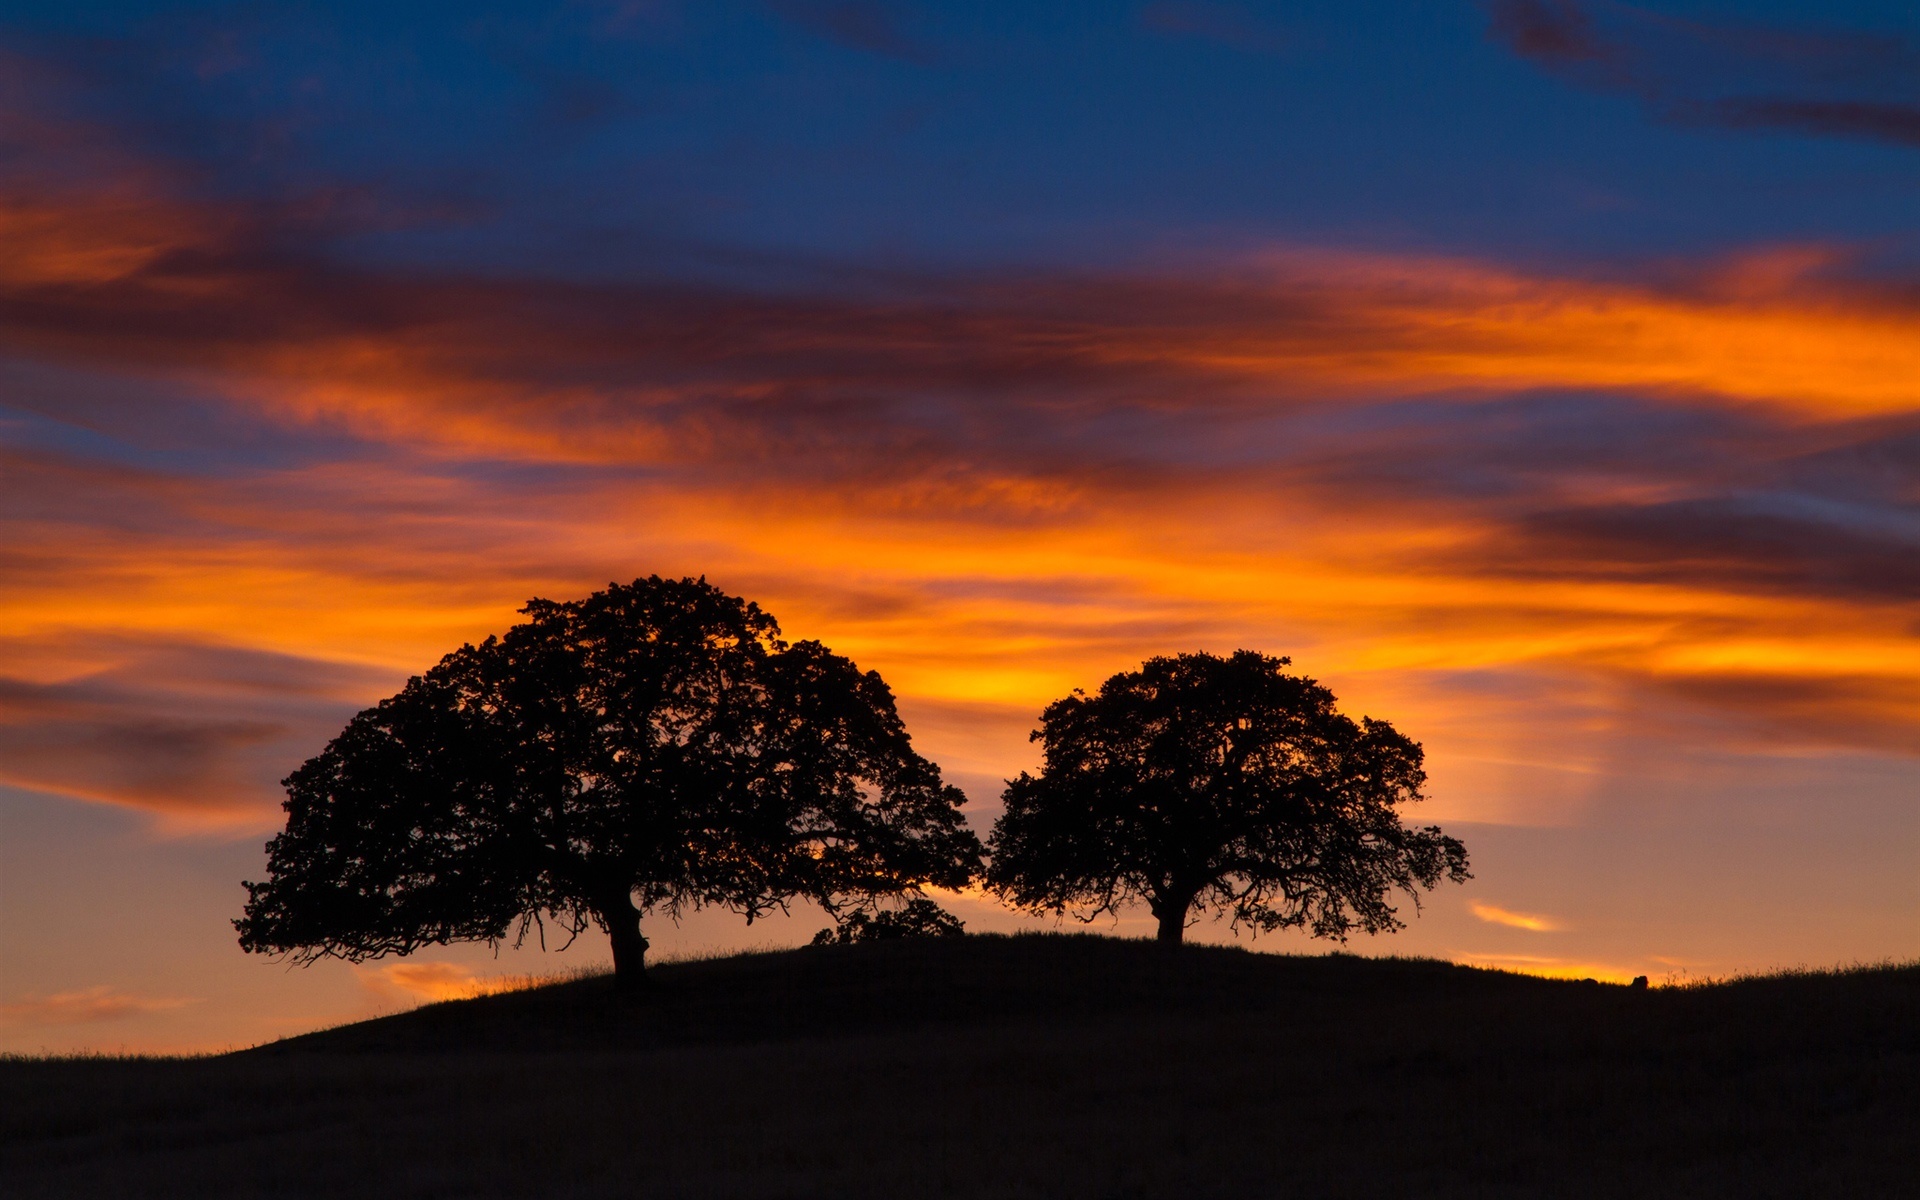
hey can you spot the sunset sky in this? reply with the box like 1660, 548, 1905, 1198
4, 0, 1919, 1053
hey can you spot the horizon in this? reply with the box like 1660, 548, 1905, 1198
4, 0, 1920, 1054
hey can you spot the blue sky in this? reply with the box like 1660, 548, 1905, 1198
11, 0, 1920, 275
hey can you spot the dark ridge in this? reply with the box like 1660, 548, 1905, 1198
250, 932, 1562, 1055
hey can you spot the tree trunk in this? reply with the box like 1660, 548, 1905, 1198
1151, 890, 1194, 945
600, 893, 649, 992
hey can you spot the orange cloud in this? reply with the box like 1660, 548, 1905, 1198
356, 962, 574, 1004
7, 439, 1920, 827
0, 986, 195, 1026
7, 146, 1920, 830
8, 437, 1920, 833
5, 178, 1920, 472
1470, 902, 1565, 932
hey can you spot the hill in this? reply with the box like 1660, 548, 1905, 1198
4, 933, 1917, 1199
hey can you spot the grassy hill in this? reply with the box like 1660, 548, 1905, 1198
4, 933, 1917, 1199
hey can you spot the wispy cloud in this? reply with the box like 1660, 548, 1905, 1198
765, 1, 939, 65
0, 986, 196, 1026
1140, 3, 1293, 56
1487, 1, 1920, 148
1470, 901, 1564, 932
6, 182, 1918, 464
0, 632, 387, 826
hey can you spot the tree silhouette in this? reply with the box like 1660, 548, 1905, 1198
986, 651, 1468, 945
236, 577, 982, 989
810, 897, 967, 945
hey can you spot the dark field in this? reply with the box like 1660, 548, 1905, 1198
5, 934, 1917, 1198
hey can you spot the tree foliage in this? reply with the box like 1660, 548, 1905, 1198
986, 650, 1468, 944
810, 897, 967, 945
237, 577, 983, 986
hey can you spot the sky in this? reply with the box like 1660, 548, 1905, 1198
2, 0, 1918, 1053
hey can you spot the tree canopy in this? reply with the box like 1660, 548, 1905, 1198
236, 576, 983, 987
985, 650, 1468, 944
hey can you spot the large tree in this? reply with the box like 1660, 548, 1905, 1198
237, 577, 982, 988
986, 651, 1468, 945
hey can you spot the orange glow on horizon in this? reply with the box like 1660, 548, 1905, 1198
1452, 953, 1648, 986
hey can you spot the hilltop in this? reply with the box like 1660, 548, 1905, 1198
5, 934, 1918, 1199
257, 931, 1567, 1054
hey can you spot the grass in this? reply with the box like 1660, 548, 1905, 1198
3, 933, 1917, 1198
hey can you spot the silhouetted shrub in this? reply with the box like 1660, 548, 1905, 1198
812, 898, 967, 944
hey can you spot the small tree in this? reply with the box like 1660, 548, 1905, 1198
237, 577, 983, 989
986, 651, 1468, 945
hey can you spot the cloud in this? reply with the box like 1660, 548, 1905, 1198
6, 53, 1920, 832
1470, 901, 1563, 931
0, 677, 287, 811
0, 632, 386, 825
356, 962, 573, 1004
1488, 0, 1600, 64
2, 79, 1917, 483
0, 986, 195, 1026
1706, 97, 1920, 149
7, 175, 1920, 484
1511, 491, 1920, 605
1139, 3, 1293, 56
358, 963, 492, 1003
765, 1, 939, 65
6, 209, 1920, 778
6, 212, 1920, 778
1486, 1, 1920, 149
1644, 670, 1920, 757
